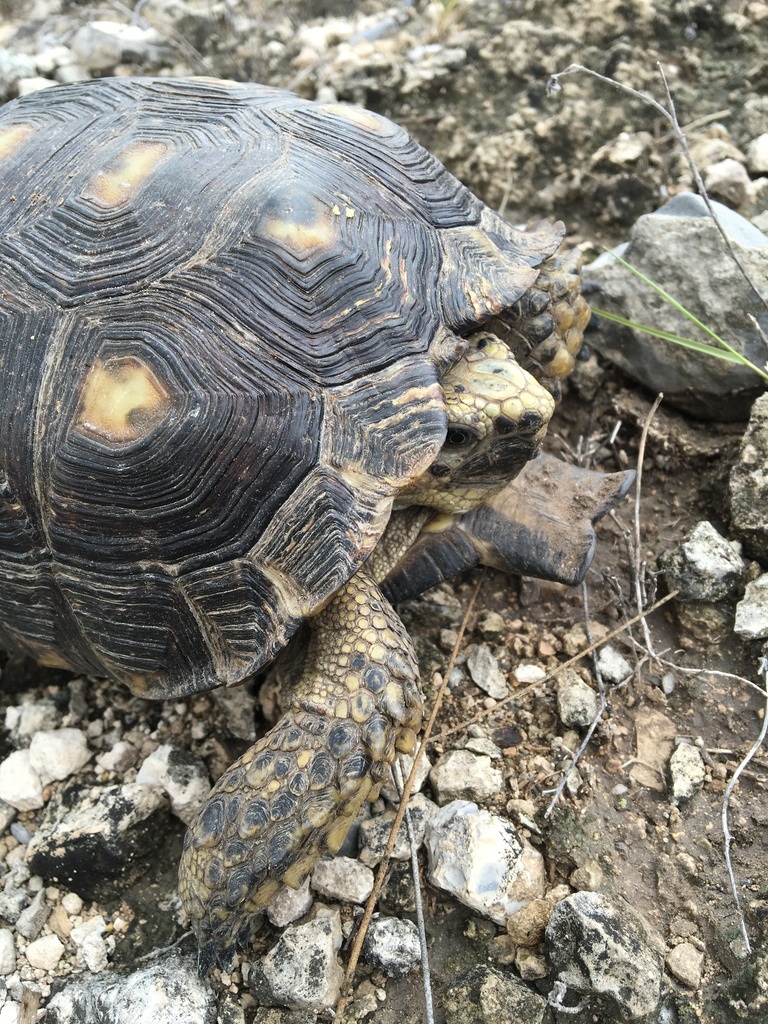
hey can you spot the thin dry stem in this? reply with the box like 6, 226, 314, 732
543, 579, 608, 817
722, 656, 768, 956
633, 393, 664, 660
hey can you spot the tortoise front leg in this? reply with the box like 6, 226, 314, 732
381, 454, 636, 603
178, 567, 423, 971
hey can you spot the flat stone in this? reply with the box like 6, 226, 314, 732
734, 574, 768, 640
444, 965, 546, 1024
426, 800, 545, 926
429, 749, 503, 803
546, 891, 663, 1020
29, 728, 91, 784
311, 856, 374, 904
25, 933, 65, 971
0, 929, 16, 975
584, 192, 768, 420
669, 743, 706, 803
466, 644, 508, 699
44, 950, 213, 1023
16, 889, 49, 941
665, 941, 704, 988
249, 907, 344, 1012
0, 750, 43, 811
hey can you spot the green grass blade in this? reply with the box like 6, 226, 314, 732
591, 308, 750, 366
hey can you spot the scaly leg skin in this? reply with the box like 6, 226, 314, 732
178, 567, 423, 973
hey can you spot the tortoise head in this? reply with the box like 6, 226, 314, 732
398, 332, 555, 514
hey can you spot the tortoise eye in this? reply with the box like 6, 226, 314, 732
445, 426, 474, 447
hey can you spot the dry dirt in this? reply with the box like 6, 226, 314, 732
0, 1, 767, 1022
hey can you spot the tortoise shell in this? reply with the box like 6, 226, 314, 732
0, 77, 563, 698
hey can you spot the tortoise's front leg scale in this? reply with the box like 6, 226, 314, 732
178, 567, 423, 972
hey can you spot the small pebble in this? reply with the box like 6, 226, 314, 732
0, 929, 16, 975
266, 877, 313, 929
311, 856, 374, 904
669, 743, 706, 803
25, 933, 65, 971
514, 663, 546, 684
0, 751, 43, 811
81, 932, 109, 972
466, 644, 508, 699
429, 749, 503, 803
665, 942, 704, 989
363, 917, 420, 979
29, 728, 91, 784
596, 646, 633, 684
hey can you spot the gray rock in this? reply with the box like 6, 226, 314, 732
584, 192, 768, 420
466, 644, 508, 699
669, 743, 707, 803
25, 933, 65, 971
0, 750, 43, 811
546, 891, 663, 1019
426, 801, 545, 926
661, 521, 744, 602
5, 699, 61, 745
0, 888, 29, 924
734, 574, 768, 640
379, 751, 431, 803
249, 907, 344, 1012
747, 133, 768, 174
135, 744, 210, 825
15, 889, 49, 941
665, 942, 705, 988
45, 952, 215, 1024
445, 965, 546, 1024
464, 736, 503, 759
310, 855, 374, 904
26, 782, 170, 901
358, 793, 437, 866
266, 878, 313, 929
729, 392, 768, 561
81, 932, 109, 973
703, 157, 753, 208
29, 728, 91, 785
71, 21, 173, 73
0, 929, 16, 975
429, 749, 503, 803
596, 646, 633, 685
362, 917, 420, 979
557, 669, 599, 728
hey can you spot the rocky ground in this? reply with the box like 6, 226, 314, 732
0, 1, 767, 1023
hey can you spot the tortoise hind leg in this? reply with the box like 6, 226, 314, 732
178, 567, 423, 971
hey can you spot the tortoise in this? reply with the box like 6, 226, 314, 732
0, 76, 632, 970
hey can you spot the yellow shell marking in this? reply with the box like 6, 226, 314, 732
261, 197, 337, 253
320, 103, 384, 133
0, 124, 35, 161
82, 141, 169, 209
76, 356, 172, 443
